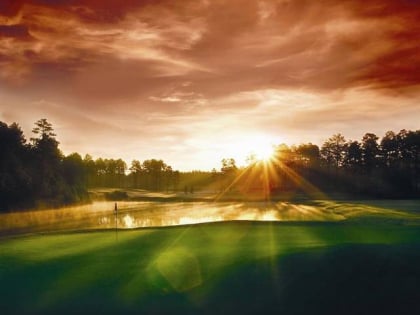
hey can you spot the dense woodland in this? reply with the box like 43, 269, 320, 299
0, 119, 419, 211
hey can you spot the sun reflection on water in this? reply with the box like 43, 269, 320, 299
0, 200, 417, 235
122, 214, 135, 228
259, 211, 279, 221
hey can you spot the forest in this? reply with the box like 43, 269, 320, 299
0, 118, 419, 211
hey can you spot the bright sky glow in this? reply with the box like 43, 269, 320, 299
0, 0, 419, 170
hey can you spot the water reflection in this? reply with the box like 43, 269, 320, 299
105, 203, 290, 229
0, 200, 418, 236
122, 214, 134, 228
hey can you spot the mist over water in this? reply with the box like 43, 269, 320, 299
1, 200, 418, 237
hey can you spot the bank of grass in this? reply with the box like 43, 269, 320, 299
1, 221, 420, 315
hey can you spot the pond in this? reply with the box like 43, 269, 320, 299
0, 200, 419, 236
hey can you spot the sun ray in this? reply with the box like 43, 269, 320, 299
213, 165, 252, 202
270, 155, 329, 200
212, 138, 329, 203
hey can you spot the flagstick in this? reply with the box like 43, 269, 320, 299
114, 202, 118, 241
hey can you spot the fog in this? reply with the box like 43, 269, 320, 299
1, 200, 417, 237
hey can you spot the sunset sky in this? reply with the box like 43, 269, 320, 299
0, 0, 419, 170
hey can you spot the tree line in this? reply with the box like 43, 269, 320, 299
84, 157, 180, 192
1, 118, 419, 211
252, 130, 419, 198
318, 131, 419, 196
0, 119, 88, 210
184, 131, 419, 199
0, 119, 182, 211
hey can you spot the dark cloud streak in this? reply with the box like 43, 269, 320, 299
1, 0, 419, 91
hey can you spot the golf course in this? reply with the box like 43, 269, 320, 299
2, 0, 419, 313
1, 199, 419, 314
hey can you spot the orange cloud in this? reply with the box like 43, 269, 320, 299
1, 0, 419, 170
1, 0, 419, 91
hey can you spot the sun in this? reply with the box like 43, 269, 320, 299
221, 134, 278, 167
243, 137, 276, 164
253, 142, 275, 162
254, 144, 274, 162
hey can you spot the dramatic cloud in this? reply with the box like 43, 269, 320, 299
0, 0, 419, 170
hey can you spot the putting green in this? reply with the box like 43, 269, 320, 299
1, 221, 420, 314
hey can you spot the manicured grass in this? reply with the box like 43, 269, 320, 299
1, 221, 420, 314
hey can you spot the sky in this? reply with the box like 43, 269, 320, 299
0, 0, 419, 171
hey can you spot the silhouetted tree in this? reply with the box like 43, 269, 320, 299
30, 119, 64, 200
115, 159, 127, 187
321, 134, 346, 171
344, 141, 363, 171
381, 131, 399, 168
62, 153, 88, 202
143, 159, 167, 191
129, 159, 142, 188
320, 134, 347, 188
0, 122, 32, 209
295, 143, 320, 168
83, 154, 96, 187
361, 133, 379, 172
173, 170, 180, 191
397, 130, 420, 194
94, 158, 106, 186
1, 119, 90, 211
163, 165, 174, 192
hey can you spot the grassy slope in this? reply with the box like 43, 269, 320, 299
1, 222, 420, 315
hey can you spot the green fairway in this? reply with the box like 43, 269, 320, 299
1, 220, 420, 314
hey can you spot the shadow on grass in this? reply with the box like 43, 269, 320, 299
1, 237, 419, 314
198, 244, 420, 315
